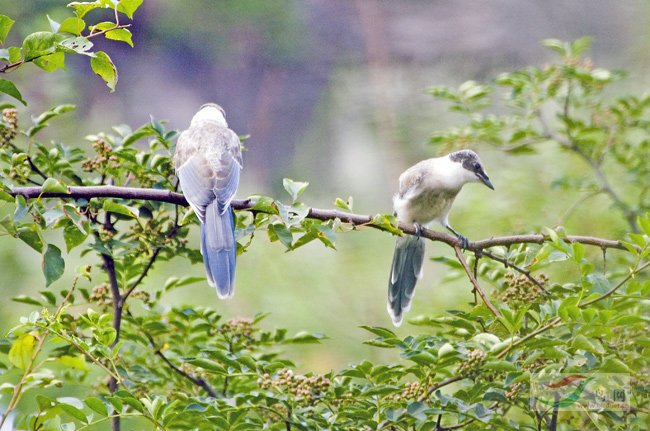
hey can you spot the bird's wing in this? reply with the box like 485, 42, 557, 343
398, 168, 425, 200
175, 129, 217, 224
208, 128, 242, 214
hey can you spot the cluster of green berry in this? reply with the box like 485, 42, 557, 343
0, 108, 17, 146
457, 349, 487, 379
82, 137, 119, 172
257, 368, 331, 405
501, 272, 547, 306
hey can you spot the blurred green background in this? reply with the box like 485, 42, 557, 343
1, 0, 649, 372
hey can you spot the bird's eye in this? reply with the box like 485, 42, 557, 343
473, 162, 481, 170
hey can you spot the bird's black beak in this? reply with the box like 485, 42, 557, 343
477, 171, 494, 190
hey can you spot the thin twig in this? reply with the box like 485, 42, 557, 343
153, 347, 218, 398
122, 247, 161, 302
496, 316, 562, 359
579, 260, 650, 307
419, 375, 463, 401
479, 249, 549, 295
453, 246, 500, 317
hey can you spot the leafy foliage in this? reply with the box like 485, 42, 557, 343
0, 10, 647, 431
0, 0, 140, 100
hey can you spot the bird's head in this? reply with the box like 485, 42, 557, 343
191, 103, 227, 127
449, 149, 494, 190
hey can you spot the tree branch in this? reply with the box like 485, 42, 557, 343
453, 246, 500, 317
9, 185, 630, 251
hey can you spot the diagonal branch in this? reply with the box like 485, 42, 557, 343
453, 246, 500, 317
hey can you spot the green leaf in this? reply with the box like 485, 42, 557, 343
34, 51, 65, 72
0, 79, 26, 105
638, 215, 650, 237
28, 104, 76, 137
334, 196, 353, 211
285, 331, 325, 344
186, 358, 226, 374
42, 244, 65, 287
64, 224, 87, 252
268, 223, 292, 249
22, 31, 56, 61
0, 15, 15, 45
17, 225, 44, 252
57, 355, 88, 371
68, 1, 102, 19
282, 178, 309, 203
42, 177, 69, 194
57, 398, 88, 423
483, 360, 517, 372
8, 334, 36, 370
47, 15, 61, 33
599, 357, 631, 373
542, 38, 567, 56
90, 51, 117, 91
104, 28, 133, 47
117, 0, 143, 18
12, 295, 42, 306
360, 326, 396, 339
58, 36, 93, 55
85, 397, 108, 417
58, 17, 86, 35
8, 46, 20, 62
103, 200, 138, 218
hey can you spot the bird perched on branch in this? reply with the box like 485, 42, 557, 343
174, 103, 243, 298
387, 150, 494, 326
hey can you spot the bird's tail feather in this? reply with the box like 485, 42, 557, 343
387, 235, 425, 326
201, 201, 236, 298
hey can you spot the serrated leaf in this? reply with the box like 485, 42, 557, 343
90, 51, 117, 91
42, 244, 65, 287
8, 334, 35, 369
22, 31, 56, 61
42, 177, 69, 194
0, 15, 15, 45
0, 79, 26, 105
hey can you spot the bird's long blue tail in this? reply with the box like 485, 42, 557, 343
201, 201, 236, 298
387, 235, 425, 326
